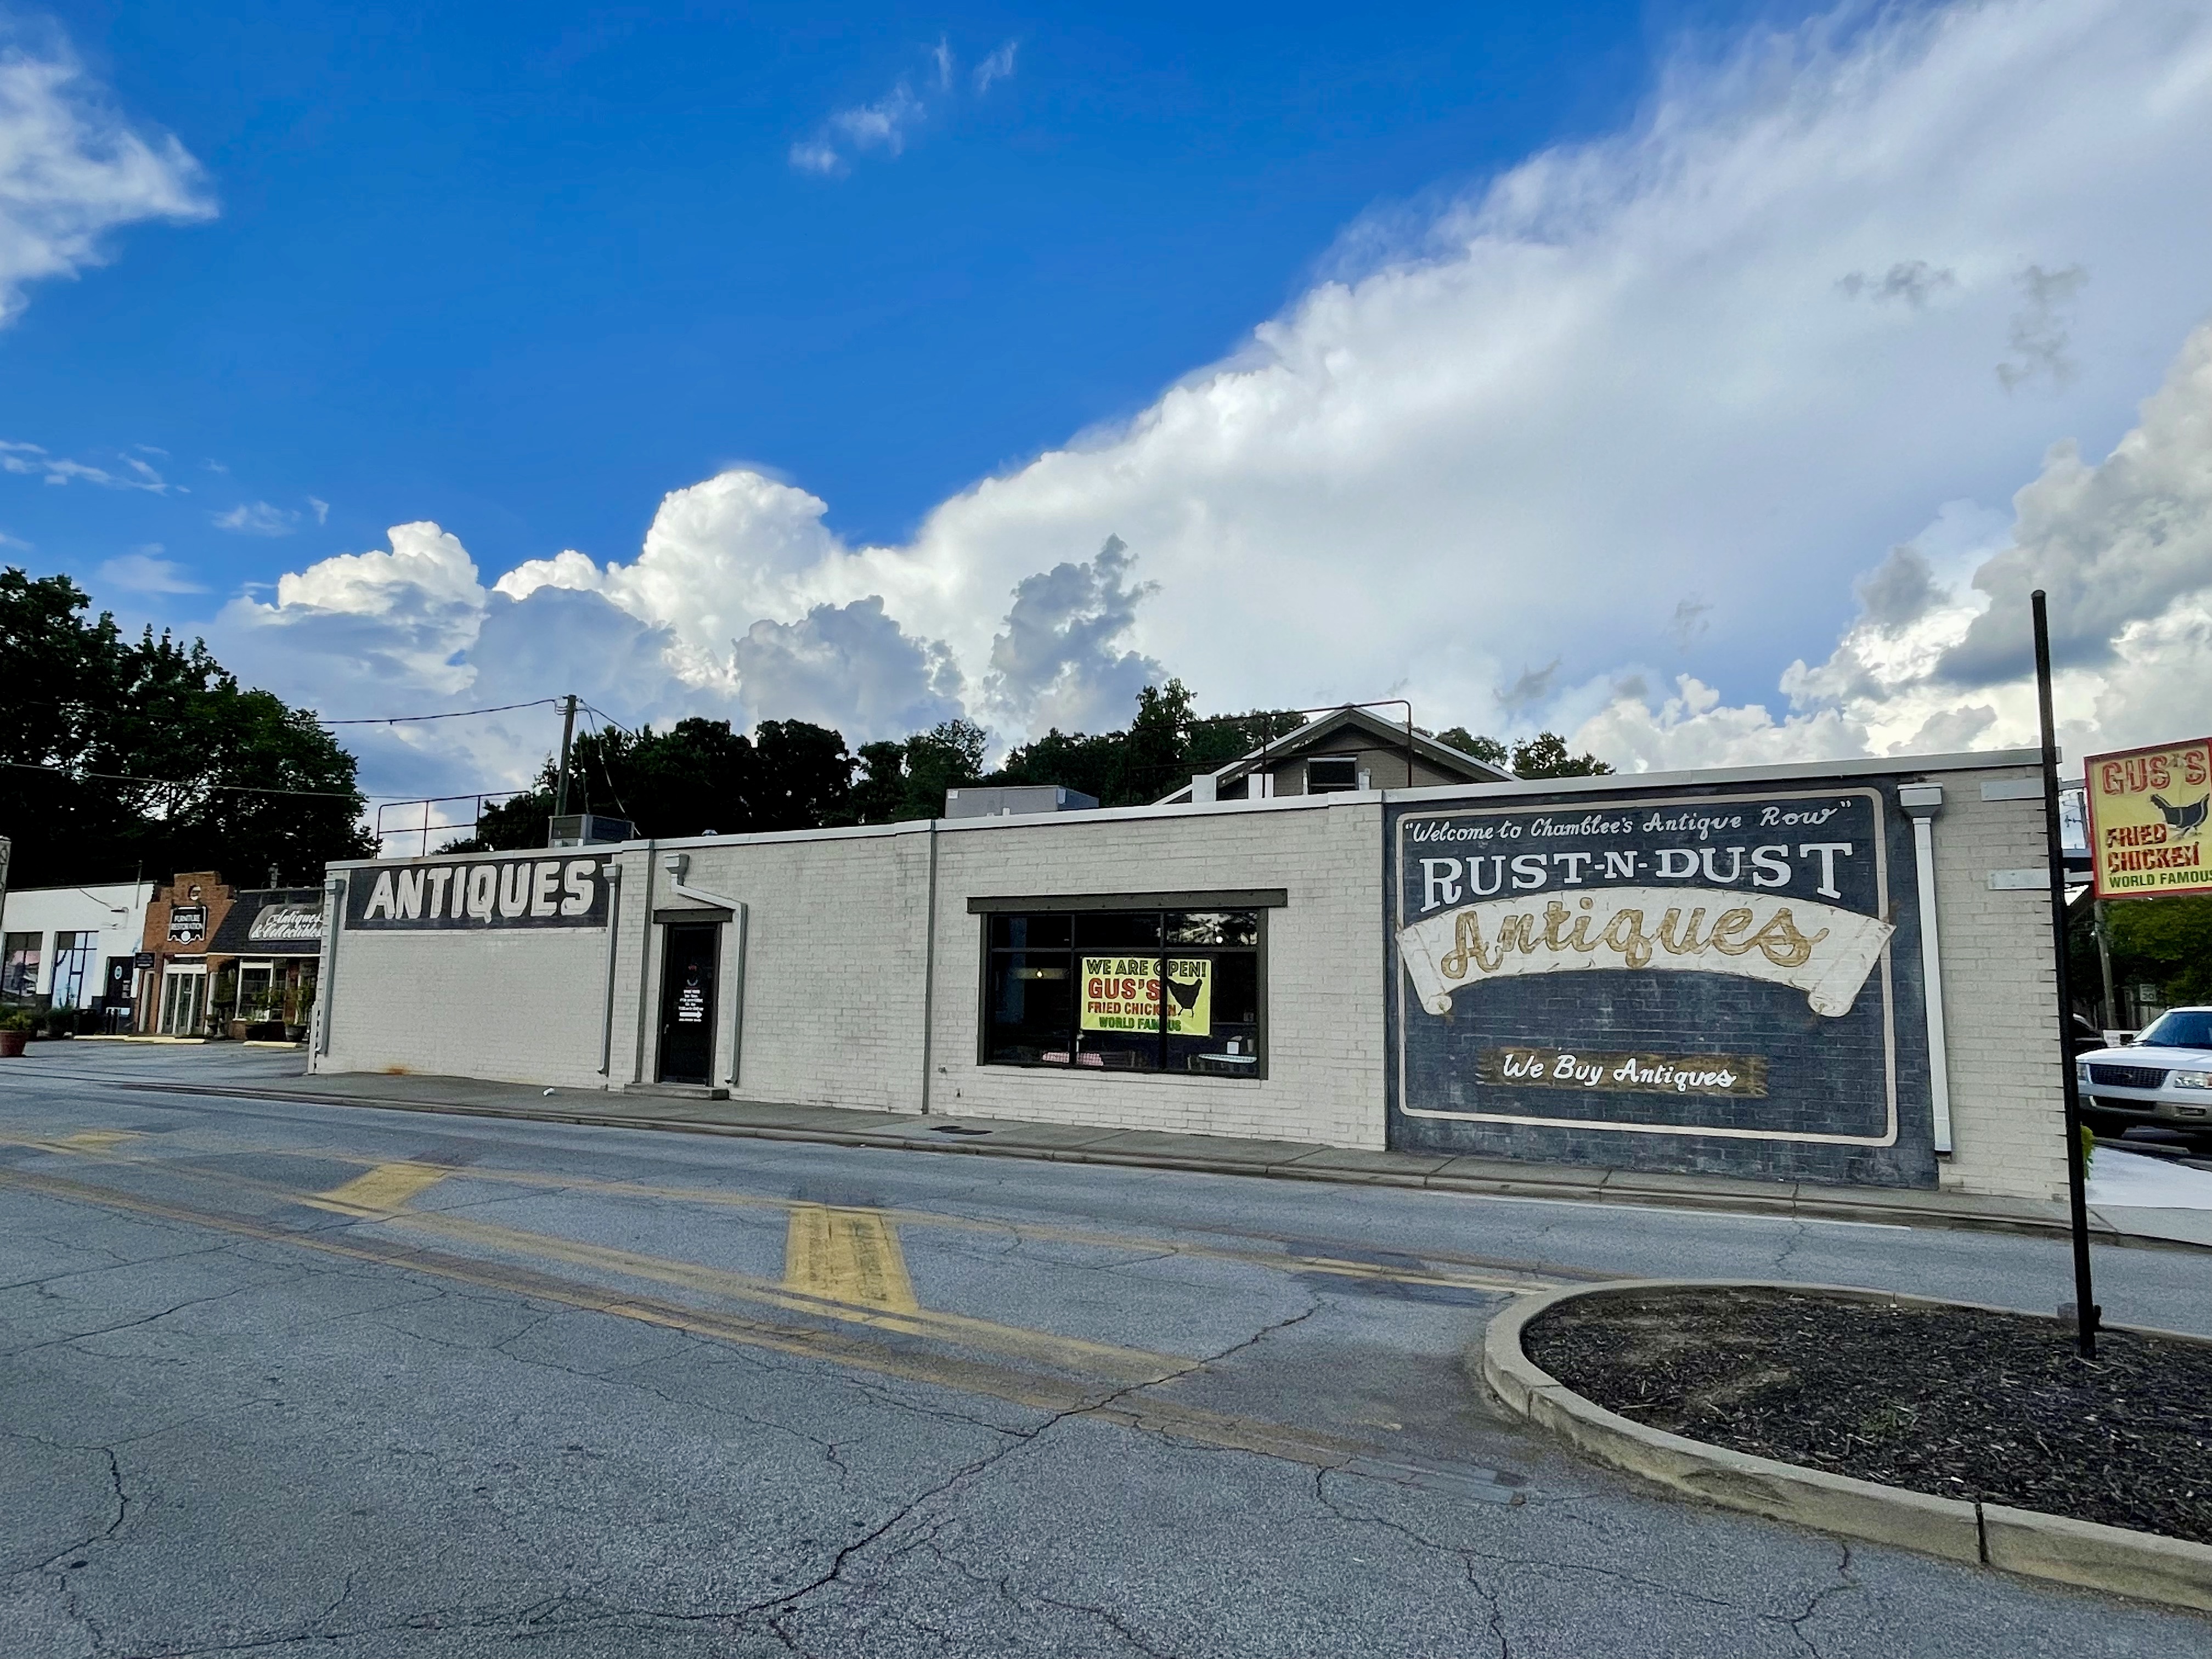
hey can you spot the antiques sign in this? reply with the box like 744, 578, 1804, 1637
344, 857, 611, 930
1389, 785, 1932, 1184
2083, 737, 2212, 900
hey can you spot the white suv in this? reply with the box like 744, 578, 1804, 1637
2075, 1007, 2212, 1145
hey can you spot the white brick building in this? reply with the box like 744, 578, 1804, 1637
312, 749, 2072, 1203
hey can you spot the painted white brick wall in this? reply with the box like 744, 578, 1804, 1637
311, 759, 2072, 1198
321, 922, 608, 1086
1928, 768, 2069, 1200
928, 797, 1385, 1149
635, 831, 933, 1110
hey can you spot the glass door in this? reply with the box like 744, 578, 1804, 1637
160, 971, 205, 1036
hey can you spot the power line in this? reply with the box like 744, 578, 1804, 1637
1, 758, 400, 802
314, 698, 563, 726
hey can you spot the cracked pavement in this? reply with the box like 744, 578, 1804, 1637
1, 1046, 2207, 1657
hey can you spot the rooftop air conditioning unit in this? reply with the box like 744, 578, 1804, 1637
548, 814, 637, 849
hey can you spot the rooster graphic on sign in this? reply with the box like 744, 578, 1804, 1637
2151, 792, 2209, 838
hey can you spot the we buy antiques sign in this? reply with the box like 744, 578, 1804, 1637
2084, 737, 2212, 899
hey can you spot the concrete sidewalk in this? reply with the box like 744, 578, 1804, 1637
90, 1060, 2204, 1250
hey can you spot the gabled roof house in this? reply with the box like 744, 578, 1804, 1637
1153, 705, 1514, 805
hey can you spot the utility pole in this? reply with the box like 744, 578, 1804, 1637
553, 695, 580, 820
2093, 899, 2118, 1034
2032, 590, 2097, 1359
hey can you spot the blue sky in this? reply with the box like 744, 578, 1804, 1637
15, 0, 1709, 590
6, 0, 2212, 806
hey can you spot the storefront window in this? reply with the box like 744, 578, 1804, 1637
1, 933, 40, 999
50, 932, 97, 1009
984, 907, 1264, 1075
238, 964, 276, 1020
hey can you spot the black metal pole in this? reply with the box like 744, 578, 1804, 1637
2032, 590, 2097, 1359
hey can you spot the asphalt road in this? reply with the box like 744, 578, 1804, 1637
2, 1045, 2207, 1658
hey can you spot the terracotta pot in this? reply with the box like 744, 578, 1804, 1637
0, 1031, 27, 1058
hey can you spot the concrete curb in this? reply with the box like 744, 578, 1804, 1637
1479, 1279, 2212, 1614
80, 1074, 2208, 1251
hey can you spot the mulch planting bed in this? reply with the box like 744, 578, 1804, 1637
1523, 1286, 2212, 1544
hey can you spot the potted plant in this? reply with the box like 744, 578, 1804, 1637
0, 1009, 31, 1058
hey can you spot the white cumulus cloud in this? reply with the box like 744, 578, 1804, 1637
212, 499, 301, 535
222, 0, 2212, 801
1572, 318, 2212, 770
789, 37, 1015, 176
97, 547, 203, 594
1, 439, 170, 490
0, 36, 213, 325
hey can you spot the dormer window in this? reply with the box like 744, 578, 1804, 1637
1305, 756, 1359, 793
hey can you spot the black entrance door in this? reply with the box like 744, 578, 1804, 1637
657, 923, 720, 1085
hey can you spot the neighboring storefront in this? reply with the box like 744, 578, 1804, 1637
0, 881, 155, 1025
136, 872, 235, 1035
312, 749, 2073, 1204
205, 888, 326, 1039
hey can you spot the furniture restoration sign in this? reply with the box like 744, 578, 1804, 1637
2084, 738, 2212, 899
1387, 784, 1936, 1188
1080, 956, 1211, 1036
343, 856, 611, 929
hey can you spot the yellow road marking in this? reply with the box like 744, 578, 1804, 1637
307, 1160, 458, 1218
0, 1163, 1522, 1488
0, 1130, 1562, 1296
785, 1205, 921, 1313
48, 1131, 143, 1152
386, 1206, 1176, 1384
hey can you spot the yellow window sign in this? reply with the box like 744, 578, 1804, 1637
2085, 737, 2212, 899
1080, 956, 1211, 1036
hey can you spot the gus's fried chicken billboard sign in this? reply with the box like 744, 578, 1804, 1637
2084, 738, 2212, 900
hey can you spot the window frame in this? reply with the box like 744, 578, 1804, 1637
1, 932, 42, 1000
49, 930, 98, 1010
974, 900, 1272, 1080
1304, 755, 1360, 793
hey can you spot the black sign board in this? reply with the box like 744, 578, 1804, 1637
105, 958, 135, 1005
1388, 782, 1936, 1188
167, 904, 208, 943
345, 856, 611, 930
134, 951, 157, 970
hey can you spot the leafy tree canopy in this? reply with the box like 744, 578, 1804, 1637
1436, 727, 1614, 778
0, 568, 373, 889
2072, 894, 2212, 1015
994, 680, 1306, 808
468, 717, 862, 848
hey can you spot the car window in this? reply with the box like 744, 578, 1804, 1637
2137, 1010, 2212, 1048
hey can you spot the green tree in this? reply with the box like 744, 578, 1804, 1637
470, 716, 857, 848
849, 720, 990, 823
0, 568, 372, 888
1434, 727, 1613, 778
991, 682, 1304, 808
2072, 894, 2212, 1015
1435, 727, 1510, 770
